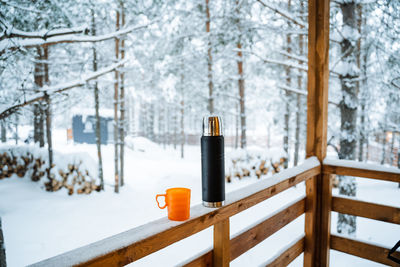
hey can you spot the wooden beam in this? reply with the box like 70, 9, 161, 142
331, 234, 400, 266
305, 0, 330, 160
266, 237, 305, 267
230, 197, 305, 260
213, 219, 230, 267
304, 175, 317, 267
332, 196, 400, 224
305, 0, 331, 266
183, 197, 305, 266
318, 174, 332, 265
304, 174, 332, 267
182, 251, 212, 267
323, 164, 400, 183
32, 160, 320, 267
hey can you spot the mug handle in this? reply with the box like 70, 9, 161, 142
156, 194, 167, 209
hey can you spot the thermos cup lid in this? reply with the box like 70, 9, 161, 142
203, 115, 223, 136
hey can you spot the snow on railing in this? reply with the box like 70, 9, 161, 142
323, 157, 400, 175
30, 157, 320, 267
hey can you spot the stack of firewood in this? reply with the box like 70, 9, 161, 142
0, 147, 100, 195
0, 151, 46, 181
225, 149, 287, 183
44, 163, 100, 195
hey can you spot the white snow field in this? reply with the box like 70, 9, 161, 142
0, 131, 399, 266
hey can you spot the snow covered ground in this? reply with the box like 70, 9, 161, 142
0, 129, 399, 266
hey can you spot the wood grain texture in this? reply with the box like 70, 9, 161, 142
305, 0, 330, 161
331, 234, 400, 266
323, 164, 400, 183
332, 196, 400, 224
266, 237, 305, 267
32, 164, 320, 267
304, 174, 332, 267
304, 175, 317, 267
305, 0, 331, 265
183, 198, 305, 266
213, 219, 230, 267
230, 197, 305, 261
316, 173, 332, 266
182, 251, 212, 267
304, 172, 332, 267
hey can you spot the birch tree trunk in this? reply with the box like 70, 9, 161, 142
205, 0, 214, 114
13, 114, 18, 145
157, 103, 162, 145
173, 107, 177, 150
42, 45, 53, 183
167, 105, 171, 146
381, 130, 387, 165
44, 94, 53, 181
180, 72, 185, 159
148, 103, 155, 141
140, 100, 146, 137
390, 131, 395, 165
235, 102, 239, 149
158, 103, 165, 148
294, 1, 304, 167
130, 96, 135, 136
33, 46, 45, 147
119, 3, 126, 187
91, 7, 104, 190
114, 10, 120, 193
237, 43, 246, 149
0, 121, 5, 143
283, 1, 292, 168
338, 1, 360, 236
357, 5, 366, 162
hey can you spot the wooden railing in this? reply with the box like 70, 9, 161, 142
323, 158, 400, 266
32, 157, 321, 267
30, 157, 400, 267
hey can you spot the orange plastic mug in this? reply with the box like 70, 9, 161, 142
156, 187, 191, 221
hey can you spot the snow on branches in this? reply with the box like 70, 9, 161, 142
0, 58, 129, 120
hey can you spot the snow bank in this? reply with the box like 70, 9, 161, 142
0, 144, 100, 195
125, 136, 161, 152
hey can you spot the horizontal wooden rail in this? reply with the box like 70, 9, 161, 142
230, 197, 305, 261
32, 157, 320, 267
265, 236, 305, 267
332, 196, 400, 225
323, 158, 400, 183
331, 234, 400, 266
183, 197, 305, 266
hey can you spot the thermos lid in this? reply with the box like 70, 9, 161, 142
203, 115, 223, 136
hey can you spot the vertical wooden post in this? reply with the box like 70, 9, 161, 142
213, 218, 230, 267
304, 0, 331, 266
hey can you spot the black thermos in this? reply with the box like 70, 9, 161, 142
201, 115, 225, 208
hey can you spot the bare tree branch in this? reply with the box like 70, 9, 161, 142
0, 58, 129, 120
